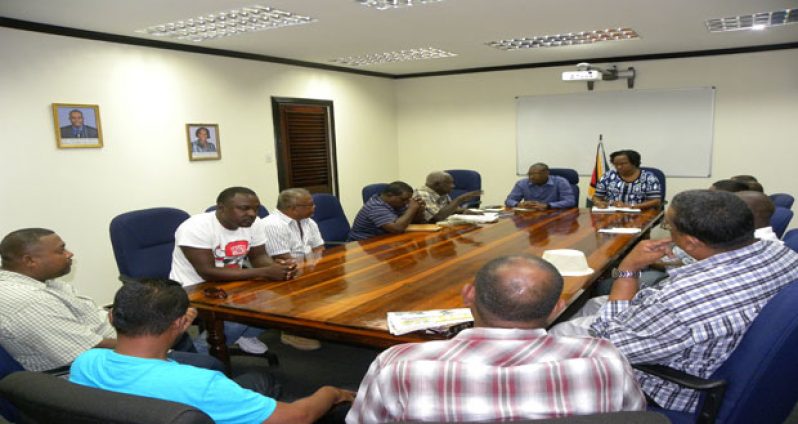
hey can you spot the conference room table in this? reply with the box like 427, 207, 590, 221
187, 207, 662, 368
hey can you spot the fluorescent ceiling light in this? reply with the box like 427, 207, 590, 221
356, 0, 445, 10
331, 47, 457, 66
487, 28, 639, 51
138, 5, 316, 42
706, 9, 797, 32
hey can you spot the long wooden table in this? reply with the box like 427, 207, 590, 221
187, 208, 661, 367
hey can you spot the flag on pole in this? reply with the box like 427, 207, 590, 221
587, 140, 609, 202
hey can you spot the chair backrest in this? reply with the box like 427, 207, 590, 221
205, 204, 269, 218
700, 280, 798, 424
783, 229, 798, 253
311, 193, 350, 244
640, 166, 666, 201
445, 169, 482, 207
770, 206, 793, 239
361, 183, 388, 204
0, 371, 213, 424
770, 193, 794, 209
109, 207, 190, 280
0, 345, 23, 422
549, 168, 580, 205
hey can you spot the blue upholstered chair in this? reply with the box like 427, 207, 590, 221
445, 169, 481, 208
361, 183, 388, 204
0, 344, 23, 421
548, 168, 580, 206
205, 204, 269, 218
109, 207, 190, 281
770, 207, 793, 239
640, 166, 666, 202
783, 229, 798, 254
770, 193, 794, 210
311, 193, 350, 245
634, 280, 798, 424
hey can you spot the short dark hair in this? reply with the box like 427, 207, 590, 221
195, 127, 210, 138
216, 186, 257, 205
711, 179, 750, 193
670, 190, 755, 250
382, 181, 413, 197
68, 109, 83, 117
111, 279, 188, 337
0, 228, 55, 266
610, 150, 641, 167
731, 175, 758, 183
529, 162, 549, 172
474, 255, 563, 323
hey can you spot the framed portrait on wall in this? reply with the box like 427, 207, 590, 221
52, 103, 103, 148
186, 123, 221, 161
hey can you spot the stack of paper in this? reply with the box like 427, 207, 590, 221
446, 212, 499, 224
591, 206, 641, 213
598, 227, 642, 234
387, 308, 474, 336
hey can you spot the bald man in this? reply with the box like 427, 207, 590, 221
414, 171, 482, 223
505, 163, 575, 209
347, 255, 645, 423
736, 190, 780, 243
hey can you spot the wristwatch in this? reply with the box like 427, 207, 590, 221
611, 268, 642, 279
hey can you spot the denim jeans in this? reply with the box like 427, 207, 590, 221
193, 322, 264, 353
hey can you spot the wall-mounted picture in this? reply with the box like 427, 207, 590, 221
186, 123, 221, 161
52, 103, 103, 148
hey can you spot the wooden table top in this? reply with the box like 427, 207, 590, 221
187, 208, 661, 348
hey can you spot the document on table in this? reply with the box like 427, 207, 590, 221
446, 212, 499, 224
591, 206, 642, 213
598, 227, 642, 234
387, 308, 474, 336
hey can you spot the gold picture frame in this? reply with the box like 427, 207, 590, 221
52, 103, 103, 149
186, 123, 222, 161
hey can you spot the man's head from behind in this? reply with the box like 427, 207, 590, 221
111, 279, 188, 339
0, 228, 73, 282
215, 186, 260, 229
277, 188, 315, 220
381, 181, 414, 209
710, 179, 750, 193
426, 172, 455, 196
463, 255, 564, 328
736, 191, 775, 230
527, 163, 550, 186
667, 190, 755, 258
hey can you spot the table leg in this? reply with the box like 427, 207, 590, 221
201, 310, 231, 375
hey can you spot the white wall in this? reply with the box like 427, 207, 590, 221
0, 28, 398, 303
395, 50, 798, 208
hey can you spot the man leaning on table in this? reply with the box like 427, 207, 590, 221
348, 181, 426, 241
346, 255, 645, 423
505, 163, 576, 209
415, 171, 482, 223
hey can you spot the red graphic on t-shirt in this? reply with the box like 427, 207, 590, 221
214, 240, 249, 268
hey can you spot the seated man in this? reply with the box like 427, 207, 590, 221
555, 190, 798, 412
259, 188, 324, 259
505, 163, 576, 209
70, 279, 353, 424
415, 171, 482, 223
346, 255, 645, 423
348, 181, 425, 241
170, 186, 295, 354
0, 228, 218, 372
737, 190, 780, 243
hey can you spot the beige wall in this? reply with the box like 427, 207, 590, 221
395, 50, 798, 208
2, 26, 796, 304
0, 28, 397, 303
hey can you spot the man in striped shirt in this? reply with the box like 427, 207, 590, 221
349, 181, 426, 241
258, 188, 324, 260
346, 255, 646, 423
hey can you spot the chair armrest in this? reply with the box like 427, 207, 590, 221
633, 364, 727, 424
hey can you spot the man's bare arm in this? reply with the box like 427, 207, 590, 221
264, 386, 354, 424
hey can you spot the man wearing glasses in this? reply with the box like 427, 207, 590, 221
258, 188, 324, 260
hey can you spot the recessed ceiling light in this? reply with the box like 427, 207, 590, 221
137, 5, 316, 42
356, 0, 445, 10
487, 28, 639, 51
706, 9, 797, 32
330, 47, 457, 66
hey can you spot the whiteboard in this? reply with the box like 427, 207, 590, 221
516, 87, 715, 177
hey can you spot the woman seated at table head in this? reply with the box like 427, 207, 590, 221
592, 149, 662, 209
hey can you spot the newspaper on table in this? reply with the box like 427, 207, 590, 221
444, 212, 499, 225
387, 308, 474, 336
591, 206, 641, 213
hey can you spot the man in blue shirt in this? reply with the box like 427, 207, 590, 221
349, 181, 426, 241
505, 163, 576, 209
70, 279, 353, 424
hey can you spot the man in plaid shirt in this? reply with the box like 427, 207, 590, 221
346, 255, 646, 423
588, 190, 798, 412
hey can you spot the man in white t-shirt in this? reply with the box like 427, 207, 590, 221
170, 186, 296, 354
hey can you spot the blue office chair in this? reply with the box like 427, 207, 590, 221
640, 166, 666, 203
205, 204, 269, 218
783, 229, 798, 254
548, 167, 580, 207
109, 207, 190, 281
635, 280, 798, 424
311, 193, 350, 246
770, 207, 793, 239
0, 344, 23, 421
770, 193, 794, 210
361, 183, 388, 203
445, 169, 481, 208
